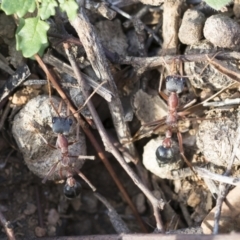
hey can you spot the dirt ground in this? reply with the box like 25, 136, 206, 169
1, 0, 240, 239
0, 140, 144, 238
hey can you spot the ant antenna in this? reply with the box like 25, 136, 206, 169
50, 80, 108, 119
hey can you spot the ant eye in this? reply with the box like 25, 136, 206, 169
165, 76, 170, 82
52, 117, 56, 124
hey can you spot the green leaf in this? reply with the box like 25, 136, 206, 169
59, 0, 78, 21
39, 0, 58, 20
204, 0, 232, 10
16, 17, 50, 58
2, 0, 36, 17
16, 18, 26, 52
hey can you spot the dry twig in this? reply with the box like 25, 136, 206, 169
162, 0, 184, 55
85, 1, 116, 20
106, 1, 162, 45
118, 52, 240, 73
27, 233, 240, 240
70, 7, 138, 163
0, 209, 16, 240
34, 54, 149, 233
94, 193, 131, 234
63, 41, 165, 231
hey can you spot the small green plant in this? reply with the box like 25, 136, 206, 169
204, 0, 233, 11
0, 0, 79, 58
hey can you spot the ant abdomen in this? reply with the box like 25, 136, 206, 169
63, 177, 82, 199
155, 145, 174, 165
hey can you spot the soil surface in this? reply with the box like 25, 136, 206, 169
1, 0, 240, 239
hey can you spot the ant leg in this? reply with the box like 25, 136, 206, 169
49, 97, 61, 117
74, 168, 96, 191
38, 133, 57, 149
30, 121, 57, 149
57, 100, 63, 116
58, 166, 65, 179
158, 66, 169, 101
42, 161, 59, 183
176, 131, 197, 176
68, 140, 79, 146
159, 91, 168, 101
68, 155, 95, 160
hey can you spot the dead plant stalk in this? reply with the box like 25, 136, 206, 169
34, 54, 148, 233
70, 8, 138, 164
63, 41, 165, 231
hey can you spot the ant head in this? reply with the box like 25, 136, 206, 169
166, 75, 186, 94
155, 145, 174, 166
52, 117, 73, 135
63, 177, 82, 199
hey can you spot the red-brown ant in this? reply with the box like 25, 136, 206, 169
155, 75, 192, 167
32, 101, 95, 199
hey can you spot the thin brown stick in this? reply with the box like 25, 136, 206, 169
63, 42, 165, 232
0, 210, 16, 240
34, 54, 150, 233
207, 55, 240, 84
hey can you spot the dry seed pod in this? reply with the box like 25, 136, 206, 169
12, 95, 86, 181
178, 9, 206, 45
203, 14, 240, 49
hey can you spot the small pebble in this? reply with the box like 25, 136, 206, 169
48, 225, 56, 236
204, 14, 240, 49
35, 226, 47, 237
24, 203, 37, 215
47, 208, 60, 226
179, 9, 206, 45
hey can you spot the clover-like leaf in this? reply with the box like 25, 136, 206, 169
59, 0, 79, 21
2, 0, 36, 17
39, 0, 58, 20
16, 18, 26, 51
204, 0, 232, 10
16, 17, 50, 58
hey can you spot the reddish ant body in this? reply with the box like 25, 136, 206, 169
155, 75, 193, 169
33, 102, 95, 199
